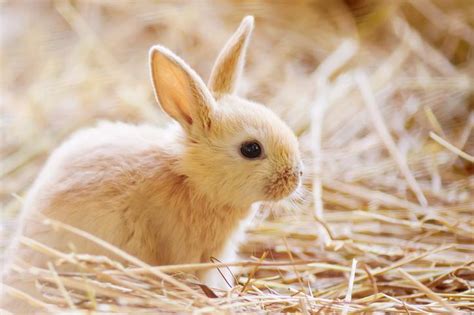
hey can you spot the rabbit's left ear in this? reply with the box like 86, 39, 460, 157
149, 45, 216, 135
208, 16, 254, 98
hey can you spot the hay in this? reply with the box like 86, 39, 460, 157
1, 0, 473, 313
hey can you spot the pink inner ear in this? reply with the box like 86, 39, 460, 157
173, 96, 193, 125
150, 46, 217, 131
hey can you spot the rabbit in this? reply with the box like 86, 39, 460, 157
1, 15, 302, 312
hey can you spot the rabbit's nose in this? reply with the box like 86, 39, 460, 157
294, 162, 303, 179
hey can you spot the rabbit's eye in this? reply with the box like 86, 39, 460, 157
240, 141, 262, 159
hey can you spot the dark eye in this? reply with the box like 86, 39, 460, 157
240, 141, 263, 159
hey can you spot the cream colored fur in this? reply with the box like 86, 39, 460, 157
1, 16, 302, 313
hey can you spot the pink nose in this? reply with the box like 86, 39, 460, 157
294, 162, 303, 178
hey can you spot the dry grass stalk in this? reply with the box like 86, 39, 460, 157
398, 268, 458, 313
355, 71, 428, 208
1, 0, 473, 313
342, 259, 358, 315
430, 131, 474, 163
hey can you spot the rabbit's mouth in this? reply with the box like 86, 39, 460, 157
263, 166, 301, 201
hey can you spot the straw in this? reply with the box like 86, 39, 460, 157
1, 0, 473, 312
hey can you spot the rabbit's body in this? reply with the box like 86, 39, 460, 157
17, 121, 252, 273
2, 16, 303, 312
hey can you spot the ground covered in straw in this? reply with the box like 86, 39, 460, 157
1, 0, 473, 313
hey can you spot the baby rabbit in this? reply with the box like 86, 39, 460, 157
2, 16, 302, 311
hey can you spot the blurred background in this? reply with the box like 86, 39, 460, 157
1, 0, 473, 312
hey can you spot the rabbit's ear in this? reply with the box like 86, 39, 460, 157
150, 45, 215, 134
208, 16, 254, 98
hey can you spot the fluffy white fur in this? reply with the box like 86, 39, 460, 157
1, 16, 302, 312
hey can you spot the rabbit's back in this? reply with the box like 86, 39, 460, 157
38, 121, 181, 195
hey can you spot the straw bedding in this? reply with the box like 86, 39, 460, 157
1, 0, 473, 313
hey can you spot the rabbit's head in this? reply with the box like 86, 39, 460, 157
150, 16, 302, 208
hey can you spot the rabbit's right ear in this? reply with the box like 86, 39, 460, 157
208, 16, 254, 98
150, 45, 216, 134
